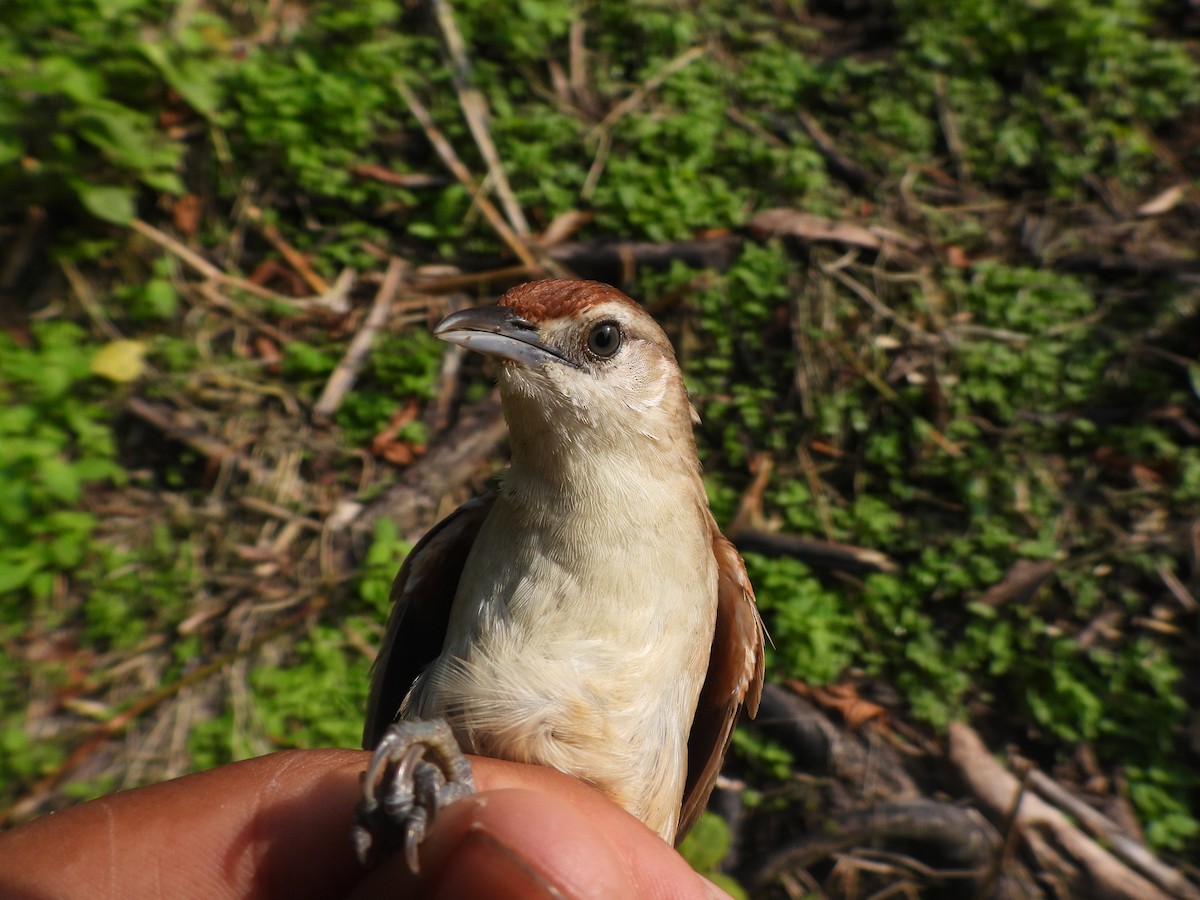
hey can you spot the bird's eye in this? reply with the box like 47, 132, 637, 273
586, 321, 622, 358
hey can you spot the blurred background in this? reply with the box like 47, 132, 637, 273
2, 1, 1198, 895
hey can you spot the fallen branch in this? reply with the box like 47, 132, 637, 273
312, 258, 407, 422
755, 684, 916, 797
731, 529, 899, 576
393, 79, 542, 272
1026, 769, 1200, 900
433, 0, 530, 237
1053, 253, 1200, 281
353, 391, 508, 543
546, 234, 742, 282
749, 208, 882, 251
125, 398, 276, 486
948, 722, 1175, 900
390, 208, 916, 289
752, 800, 1013, 896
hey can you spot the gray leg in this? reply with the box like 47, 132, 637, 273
353, 719, 476, 871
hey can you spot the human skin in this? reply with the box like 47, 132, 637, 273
0, 750, 724, 900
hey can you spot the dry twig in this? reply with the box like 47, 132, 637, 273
432, 0, 530, 236
130, 218, 294, 303
581, 45, 706, 199
393, 79, 542, 272
1026, 769, 1200, 900
244, 205, 329, 295
948, 722, 1180, 900
312, 257, 408, 422
125, 397, 275, 486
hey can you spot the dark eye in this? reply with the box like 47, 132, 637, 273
586, 321, 622, 358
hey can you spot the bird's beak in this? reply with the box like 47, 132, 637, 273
433, 305, 573, 368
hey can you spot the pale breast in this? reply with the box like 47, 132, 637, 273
403, 488, 718, 842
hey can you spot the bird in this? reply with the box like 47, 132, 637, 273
356, 278, 764, 869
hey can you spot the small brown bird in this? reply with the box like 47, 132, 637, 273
357, 278, 763, 867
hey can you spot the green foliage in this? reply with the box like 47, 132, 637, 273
81, 533, 196, 650
282, 340, 338, 379
1127, 764, 1200, 852
891, 0, 1200, 192
673, 235, 1198, 847
0, 320, 131, 806
670, 244, 801, 468
6, 0, 1199, 859
335, 331, 443, 445
249, 622, 370, 752
678, 812, 747, 899
0, 322, 122, 603
112, 258, 179, 321
358, 517, 409, 616
749, 556, 860, 685
0, 0, 231, 225
215, 520, 413, 761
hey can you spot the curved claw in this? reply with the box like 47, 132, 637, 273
404, 808, 427, 874
354, 718, 476, 871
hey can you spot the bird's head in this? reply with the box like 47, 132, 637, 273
434, 279, 699, 466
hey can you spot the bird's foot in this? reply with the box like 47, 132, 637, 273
353, 719, 476, 871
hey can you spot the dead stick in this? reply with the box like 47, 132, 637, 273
130, 218, 293, 304
393, 79, 540, 272
1, 595, 329, 826
433, 0, 530, 236
199, 282, 295, 345
245, 205, 329, 294
125, 397, 276, 485
1027, 769, 1200, 900
948, 722, 1171, 900
313, 258, 407, 422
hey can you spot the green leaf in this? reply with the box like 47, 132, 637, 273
36, 55, 103, 103
139, 42, 222, 118
140, 170, 185, 194
0, 559, 41, 594
678, 812, 731, 871
39, 456, 82, 503
73, 182, 135, 224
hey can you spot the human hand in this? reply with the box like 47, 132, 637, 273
0, 750, 727, 899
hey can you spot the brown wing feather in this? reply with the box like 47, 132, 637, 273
362, 492, 496, 748
677, 525, 765, 840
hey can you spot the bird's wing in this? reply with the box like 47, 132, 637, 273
677, 526, 765, 841
362, 492, 497, 749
